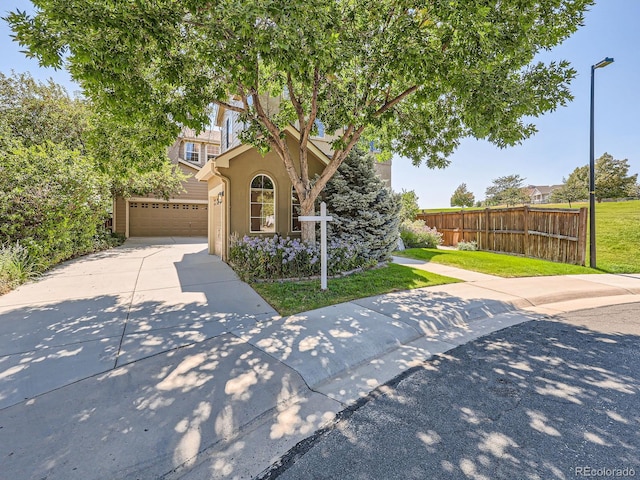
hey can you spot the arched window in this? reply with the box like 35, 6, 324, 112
250, 175, 276, 232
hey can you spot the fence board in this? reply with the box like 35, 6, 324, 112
416, 207, 587, 265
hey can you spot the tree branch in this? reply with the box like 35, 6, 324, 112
214, 99, 244, 114
374, 85, 419, 117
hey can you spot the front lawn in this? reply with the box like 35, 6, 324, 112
419, 200, 640, 273
537, 200, 640, 273
395, 248, 598, 278
251, 263, 460, 316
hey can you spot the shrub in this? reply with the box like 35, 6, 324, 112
323, 147, 400, 263
0, 141, 111, 268
456, 240, 478, 251
400, 221, 443, 248
228, 234, 368, 281
0, 242, 40, 295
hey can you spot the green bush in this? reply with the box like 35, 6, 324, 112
229, 234, 368, 281
456, 240, 478, 251
0, 141, 111, 269
0, 242, 40, 294
400, 221, 443, 248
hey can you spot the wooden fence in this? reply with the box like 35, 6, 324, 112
416, 206, 588, 265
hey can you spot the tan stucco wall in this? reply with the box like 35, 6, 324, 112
209, 135, 326, 242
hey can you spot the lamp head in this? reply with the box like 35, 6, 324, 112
594, 57, 614, 69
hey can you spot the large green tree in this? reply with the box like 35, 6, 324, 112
594, 153, 638, 202
7, 0, 592, 241
552, 154, 638, 205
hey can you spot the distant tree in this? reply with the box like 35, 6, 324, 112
485, 174, 529, 207
399, 189, 420, 222
550, 166, 588, 207
450, 183, 475, 208
594, 153, 638, 202
553, 154, 638, 205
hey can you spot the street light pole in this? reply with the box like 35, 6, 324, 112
589, 57, 614, 269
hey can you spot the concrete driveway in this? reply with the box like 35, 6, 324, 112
0, 237, 279, 410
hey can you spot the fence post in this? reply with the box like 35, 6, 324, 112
578, 207, 588, 266
460, 209, 465, 244
523, 205, 529, 257
484, 208, 490, 250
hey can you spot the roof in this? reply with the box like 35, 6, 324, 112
531, 185, 563, 195
196, 126, 330, 182
179, 128, 221, 144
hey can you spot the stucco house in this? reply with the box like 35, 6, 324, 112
196, 103, 391, 260
112, 128, 220, 237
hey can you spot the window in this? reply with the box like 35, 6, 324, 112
185, 142, 200, 163
250, 175, 276, 233
225, 117, 232, 149
291, 186, 301, 232
206, 144, 220, 160
314, 119, 325, 138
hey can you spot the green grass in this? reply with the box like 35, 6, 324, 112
251, 263, 461, 316
395, 248, 598, 277
419, 200, 640, 273
530, 200, 640, 273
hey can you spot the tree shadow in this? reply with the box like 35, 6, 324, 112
272, 314, 640, 479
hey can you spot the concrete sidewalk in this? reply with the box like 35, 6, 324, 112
1, 239, 639, 480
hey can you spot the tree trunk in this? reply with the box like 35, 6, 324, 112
300, 197, 316, 244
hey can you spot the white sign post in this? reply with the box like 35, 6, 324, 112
299, 201, 333, 290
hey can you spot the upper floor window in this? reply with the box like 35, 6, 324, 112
225, 117, 232, 149
314, 119, 325, 138
185, 142, 200, 163
206, 144, 220, 160
250, 174, 276, 233
291, 186, 301, 232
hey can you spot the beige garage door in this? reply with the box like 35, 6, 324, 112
129, 201, 207, 236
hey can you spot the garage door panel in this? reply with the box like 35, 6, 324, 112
129, 202, 207, 236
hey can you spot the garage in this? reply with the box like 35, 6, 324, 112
128, 201, 207, 237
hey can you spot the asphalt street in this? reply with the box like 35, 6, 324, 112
263, 303, 640, 480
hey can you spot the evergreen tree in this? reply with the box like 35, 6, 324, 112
323, 148, 401, 263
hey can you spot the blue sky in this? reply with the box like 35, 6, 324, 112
2, 1, 639, 208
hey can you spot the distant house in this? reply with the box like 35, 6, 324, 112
528, 185, 563, 204
113, 128, 221, 237
196, 101, 391, 260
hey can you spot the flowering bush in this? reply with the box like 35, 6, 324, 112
228, 234, 367, 280
456, 240, 478, 251
399, 221, 443, 248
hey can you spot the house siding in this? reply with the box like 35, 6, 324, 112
172, 163, 209, 201
208, 135, 326, 244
